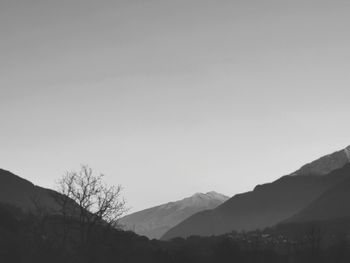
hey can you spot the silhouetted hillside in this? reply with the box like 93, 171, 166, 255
287, 164, 350, 222
0, 169, 59, 212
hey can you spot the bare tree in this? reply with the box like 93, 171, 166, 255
55, 165, 127, 247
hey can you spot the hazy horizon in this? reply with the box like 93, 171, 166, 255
1, 0, 350, 213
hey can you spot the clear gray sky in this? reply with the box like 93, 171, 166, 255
1, 0, 350, 212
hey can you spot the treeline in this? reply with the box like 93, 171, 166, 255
1, 202, 350, 263
0, 203, 168, 263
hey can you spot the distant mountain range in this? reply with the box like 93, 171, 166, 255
1, 145, 350, 242
162, 146, 350, 240
120, 192, 229, 239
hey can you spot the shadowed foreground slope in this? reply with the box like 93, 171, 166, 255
286, 166, 350, 222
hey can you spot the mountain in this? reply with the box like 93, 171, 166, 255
290, 145, 350, 176
162, 146, 350, 240
286, 163, 350, 223
0, 168, 59, 212
120, 191, 229, 239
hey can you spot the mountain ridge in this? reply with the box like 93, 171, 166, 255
120, 191, 229, 239
290, 145, 350, 176
0, 168, 60, 212
162, 146, 350, 240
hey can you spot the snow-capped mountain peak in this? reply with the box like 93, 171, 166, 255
119, 191, 229, 239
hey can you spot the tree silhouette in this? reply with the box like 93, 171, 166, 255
55, 165, 127, 249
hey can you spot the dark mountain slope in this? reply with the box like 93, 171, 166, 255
162, 161, 350, 240
286, 164, 350, 222
0, 169, 59, 212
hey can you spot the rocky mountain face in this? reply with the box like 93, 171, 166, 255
291, 145, 350, 176
162, 146, 350, 240
120, 192, 229, 239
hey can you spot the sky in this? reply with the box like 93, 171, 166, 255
1, 0, 350, 213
